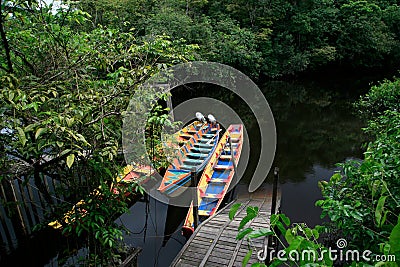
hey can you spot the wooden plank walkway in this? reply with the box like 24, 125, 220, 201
171, 183, 281, 267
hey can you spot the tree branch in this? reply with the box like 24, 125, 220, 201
85, 111, 121, 126
0, 8, 13, 73
11, 48, 36, 74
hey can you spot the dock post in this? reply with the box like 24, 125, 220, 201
271, 167, 279, 216
191, 168, 199, 229
266, 167, 280, 264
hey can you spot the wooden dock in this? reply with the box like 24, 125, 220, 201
171, 183, 281, 267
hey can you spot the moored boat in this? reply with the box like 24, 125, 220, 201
48, 164, 154, 230
158, 119, 221, 197
182, 124, 243, 236
175, 120, 205, 145
110, 164, 155, 196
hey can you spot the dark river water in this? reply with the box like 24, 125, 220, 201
111, 79, 368, 267
1, 78, 369, 266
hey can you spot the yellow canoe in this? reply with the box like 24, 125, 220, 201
182, 124, 243, 236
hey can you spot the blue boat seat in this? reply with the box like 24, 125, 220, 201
214, 164, 233, 170
187, 153, 208, 159
181, 165, 198, 170
184, 158, 203, 164
194, 143, 213, 148
220, 154, 237, 160
191, 147, 211, 153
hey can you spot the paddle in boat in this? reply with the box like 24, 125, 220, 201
158, 114, 221, 197
182, 124, 243, 237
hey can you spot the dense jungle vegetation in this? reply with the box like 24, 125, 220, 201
1, 0, 399, 266
73, 0, 400, 78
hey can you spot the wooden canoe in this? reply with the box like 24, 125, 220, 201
110, 165, 155, 196
175, 120, 205, 145
182, 124, 243, 236
158, 123, 221, 197
48, 164, 154, 230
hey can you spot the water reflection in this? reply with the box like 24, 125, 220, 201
280, 164, 341, 228
265, 81, 366, 183
117, 197, 186, 267
261, 81, 365, 227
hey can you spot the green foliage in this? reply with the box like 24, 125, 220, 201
317, 79, 400, 266
69, 0, 400, 78
230, 209, 331, 266
229, 202, 242, 220
205, 17, 263, 77
390, 218, 400, 253
337, 1, 396, 66
238, 206, 259, 230
0, 1, 197, 264
242, 249, 253, 267
317, 111, 400, 253
237, 227, 254, 240
356, 78, 400, 118
61, 182, 130, 243
145, 99, 181, 170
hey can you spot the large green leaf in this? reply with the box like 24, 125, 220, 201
286, 236, 304, 251
238, 207, 259, 230
371, 180, 380, 199
389, 218, 400, 253
16, 127, 27, 146
229, 203, 242, 220
280, 213, 290, 226
35, 127, 47, 139
247, 206, 259, 217
247, 228, 272, 239
375, 195, 387, 227
236, 227, 253, 240
285, 229, 295, 244
22, 102, 39, 112
66, 154, 75, 168
24, 123, 36, 132
242, 250, 252, 267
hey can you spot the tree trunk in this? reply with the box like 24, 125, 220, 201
0, 8, 13, 73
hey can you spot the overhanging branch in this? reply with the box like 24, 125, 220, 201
0, 13, 13, 73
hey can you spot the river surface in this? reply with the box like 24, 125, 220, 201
1, 78, 369, 266
114, 79, 367, 266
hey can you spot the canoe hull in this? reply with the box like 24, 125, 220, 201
182, 124, 243, 235
158, 123, 220, 196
